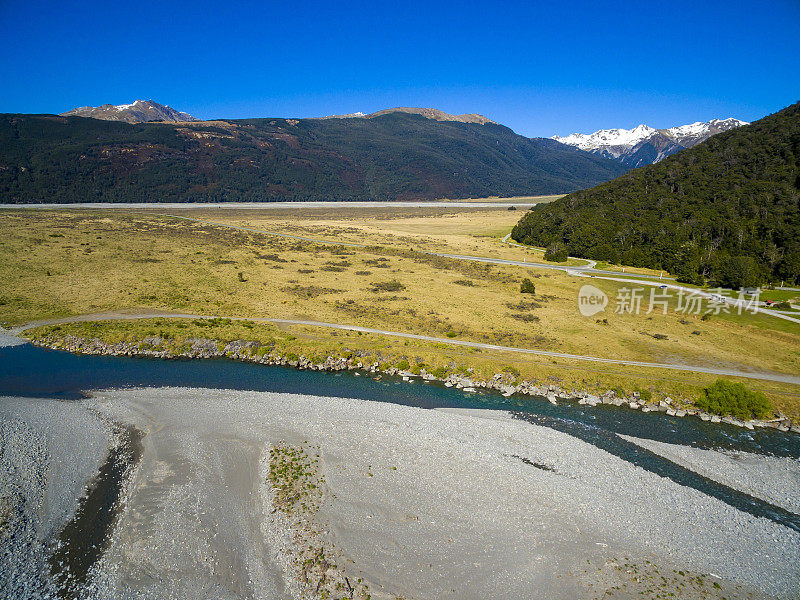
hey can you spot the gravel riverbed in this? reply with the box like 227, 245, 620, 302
2, 387, 799, 599
0, 396, 111, 599
619, 433, 800, 514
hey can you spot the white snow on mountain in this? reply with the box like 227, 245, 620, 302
667, 118, 748, 138
555, 124, 656, 154
114, 100, 141, 110
552, 118, 748, 165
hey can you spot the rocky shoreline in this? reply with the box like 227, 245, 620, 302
29, 333, 800, 435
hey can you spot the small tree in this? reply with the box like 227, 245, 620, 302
544, 241, 569, 262
520, 278, 536, 294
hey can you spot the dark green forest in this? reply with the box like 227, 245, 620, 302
0, 112, 627, 203
512, 102, 800, 286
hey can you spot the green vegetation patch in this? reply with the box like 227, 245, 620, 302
268, 443, 324, 516
696, 379, 772, 420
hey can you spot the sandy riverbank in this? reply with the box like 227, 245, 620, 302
3, 388, 795, 598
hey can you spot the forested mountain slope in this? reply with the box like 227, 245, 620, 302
0, 112, 627, 203
512, 102, 800, 286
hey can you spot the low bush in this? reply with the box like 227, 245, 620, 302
431, 366, 449, 378
371, 279, 405, 292
696, 379, 771, 420
508, 313, 540, 322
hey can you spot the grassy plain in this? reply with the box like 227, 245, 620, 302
2, 205, 799, 415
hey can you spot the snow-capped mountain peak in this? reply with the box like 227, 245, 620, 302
554, 124, 656, 153
552, 117, 748, 167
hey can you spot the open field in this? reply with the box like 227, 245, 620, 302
2, 206, 799, 416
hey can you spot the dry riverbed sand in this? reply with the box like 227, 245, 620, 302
2, 384, 799, 599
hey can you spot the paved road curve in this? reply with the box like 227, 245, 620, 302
9, 312, 800, 386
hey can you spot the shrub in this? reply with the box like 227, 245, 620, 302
520, 278, 536, 294
638, 388, 653, 403
509, 313, 539, 322
431, 366, 449, 378
696, 379, 771, 420
445, 330, 458, 338
396, 359, 410, 371
370, 279, 405, 292
281, 285, 343, 298
363, 258, 390, 268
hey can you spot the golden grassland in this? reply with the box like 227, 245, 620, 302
2, 206, 799, 415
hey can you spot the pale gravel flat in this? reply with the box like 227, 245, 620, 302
0, 327, 26, 348
618, 433, 800, 514
78, 388, 799, 600
0, 396, 111, 599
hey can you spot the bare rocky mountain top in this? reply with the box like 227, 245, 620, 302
322, 106, 496, 124
60, 99, 198, 124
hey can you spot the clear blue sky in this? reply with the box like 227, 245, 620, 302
1, 0, 798, 137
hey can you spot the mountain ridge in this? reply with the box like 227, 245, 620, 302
0, 110, 627, 203
60, 99, 198, 124
553, 118, 748, 167
319, 106, 496, 125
